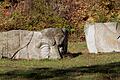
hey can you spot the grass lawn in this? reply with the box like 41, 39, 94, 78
0, 42, 120, 80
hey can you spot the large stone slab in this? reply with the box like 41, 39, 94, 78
85, 22, 120, 53
0, 28, 68, 59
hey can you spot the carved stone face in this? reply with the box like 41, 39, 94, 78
0, 28, 68, 59
37, 28, 68, 59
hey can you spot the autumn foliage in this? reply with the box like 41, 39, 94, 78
0, 0, 120, 41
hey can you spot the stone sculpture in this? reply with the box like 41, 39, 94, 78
0, 28, 68, 59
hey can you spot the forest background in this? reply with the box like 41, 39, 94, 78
0, 0, 120, 41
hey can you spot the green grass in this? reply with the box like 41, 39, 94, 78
0, 42, 120, 80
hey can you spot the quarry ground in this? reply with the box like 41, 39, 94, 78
0, 42, 120, 80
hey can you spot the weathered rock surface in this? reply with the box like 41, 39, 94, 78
0, 28, 68, 59
85, 22, 120, 53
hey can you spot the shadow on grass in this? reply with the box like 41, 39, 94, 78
63, 52, 82, 58
0, 62, 120, 80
